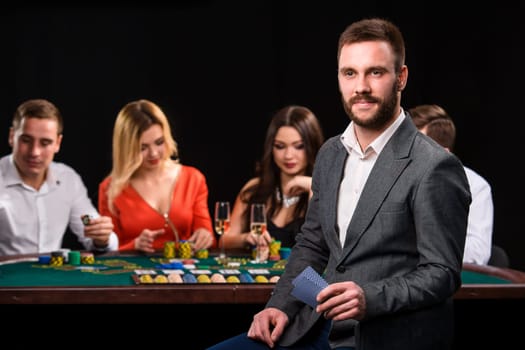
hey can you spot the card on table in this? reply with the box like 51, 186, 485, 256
291, 266, 328, 308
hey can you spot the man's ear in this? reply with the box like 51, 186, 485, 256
8, 127, 14, 147
55, 133, 63, 153
397, 66, 408, 91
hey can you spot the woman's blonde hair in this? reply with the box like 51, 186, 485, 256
106, 99, 178, 213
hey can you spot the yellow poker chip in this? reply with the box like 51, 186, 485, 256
154, 275, 169, 283
226, 275, 240, 283
195, 249, 209, 259
254, 275, 269, 283
197, 274, 211, 283
139, 274, 154, 283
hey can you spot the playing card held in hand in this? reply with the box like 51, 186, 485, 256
291, 266, 328, 308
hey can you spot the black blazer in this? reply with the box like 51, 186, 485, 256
266, 114, 471, 349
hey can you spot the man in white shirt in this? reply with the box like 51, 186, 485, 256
409, 104, 494, 265
0, 98, 118, 256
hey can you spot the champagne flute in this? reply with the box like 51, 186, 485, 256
214, 201, 230, 261
250, 203, 267, 263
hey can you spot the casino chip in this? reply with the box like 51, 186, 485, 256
239, 272, 255, 283
226, 275, 240, 283
81, 214, 92, 225
269, 275, 281, 283
167, 273, 183, 283
178, 241, 193, 259
80, 252, 95, 264
210, 273, 226, 283
154, 275, 169, 283
195, 249, 209, 259
164, 241, 177, 259
50, 251, 64, 266
182, 273, 198, 283
139, 274, 154, 283
254, 275, 269, 283
197, 274, 211, 283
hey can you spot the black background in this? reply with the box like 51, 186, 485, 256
2, 2, 524, 270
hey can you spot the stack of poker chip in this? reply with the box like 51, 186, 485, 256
269, 240, 282, 261
58, 248, 70, 263
164, 241, 177, 259
50, 251, 64, 266
195, 249, 208, 259
68, 251, 81, 265
80, 252, 95, 264
279, 247, 291, 259
39, 255, 51, 264
178, 240, 192, 259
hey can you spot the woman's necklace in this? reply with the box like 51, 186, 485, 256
276, 188, 300, 208
163, 213, 179, 244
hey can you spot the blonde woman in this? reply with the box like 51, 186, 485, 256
98, 99, 215, 253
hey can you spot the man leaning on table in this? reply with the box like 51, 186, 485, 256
0, 98, 118, 256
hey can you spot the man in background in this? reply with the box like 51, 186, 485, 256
0, 98, 118, 256
410, 104, 493, 265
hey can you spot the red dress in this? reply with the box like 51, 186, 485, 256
99, 165, 215, 251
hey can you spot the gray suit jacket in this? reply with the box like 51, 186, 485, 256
266, 115, 471, 349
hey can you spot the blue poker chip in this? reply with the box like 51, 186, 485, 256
182, 274, 198, 283
38, 255, 51, 264
156, 262, 184, 269
239, 272, 255, 283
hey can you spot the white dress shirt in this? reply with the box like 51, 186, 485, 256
0, 155, 118, 256
337, 111, 406, 247
462, 165, 493, 265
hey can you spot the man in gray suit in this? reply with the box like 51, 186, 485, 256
207, 18, 471, 350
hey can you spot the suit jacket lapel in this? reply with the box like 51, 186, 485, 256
342, 117, 415, 254
322, 141, 348, 256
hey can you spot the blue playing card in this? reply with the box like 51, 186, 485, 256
291, 266, 328, 308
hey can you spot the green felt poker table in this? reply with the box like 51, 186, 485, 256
1, 250, 525, 349
1, 250, 524, 304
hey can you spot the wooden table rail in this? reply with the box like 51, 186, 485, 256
1, 253, 524, 304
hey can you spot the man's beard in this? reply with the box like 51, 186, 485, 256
342, 82, 398, 131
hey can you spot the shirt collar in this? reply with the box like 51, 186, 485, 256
3, 154, 58, 190
4, 155, 23, 187
340, 109, 406, 157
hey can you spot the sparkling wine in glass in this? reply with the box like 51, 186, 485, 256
214, 201, 230, 261
250, 203, 267, 263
